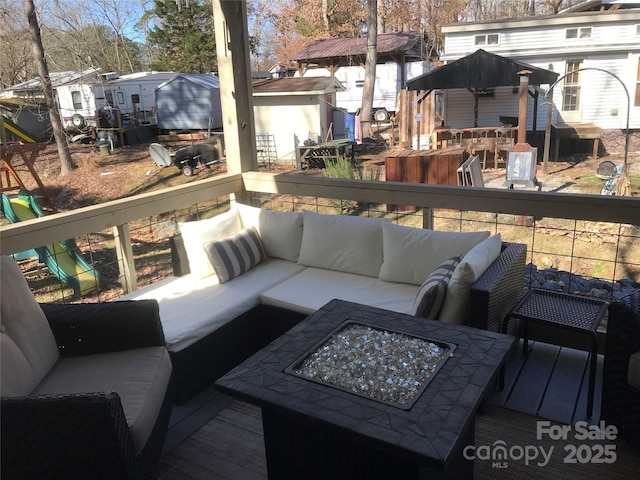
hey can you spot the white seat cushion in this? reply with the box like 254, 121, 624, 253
261, 267, 419, 316
120, 259, 306, 352
32, 346, 172, 455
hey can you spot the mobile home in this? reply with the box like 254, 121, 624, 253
56, 71, 177, 131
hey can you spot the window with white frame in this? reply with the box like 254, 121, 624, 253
635, 58, 640, 107
71, 91, 82, 110
562, 61, 582, 111
355, 80, 364, 88
566, 27, 592, 39
474, 33, 499, 46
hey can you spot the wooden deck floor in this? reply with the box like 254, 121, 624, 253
492, 340, 603, 425
159, 340, 608, 478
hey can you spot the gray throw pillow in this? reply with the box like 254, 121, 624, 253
203, 227, 265, 283
411, 256, 461, 319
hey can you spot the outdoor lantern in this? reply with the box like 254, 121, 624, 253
504, 145, 539, 189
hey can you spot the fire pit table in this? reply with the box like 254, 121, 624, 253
216, 300, 515, 480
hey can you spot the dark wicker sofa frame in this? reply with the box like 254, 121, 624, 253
167, 235, 527, 404
1, 300, 173, 480
601, 291, 640, 447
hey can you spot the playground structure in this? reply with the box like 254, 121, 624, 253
1, 116, 39, 143
1, 190, 102, 298
1, 118, 102, 296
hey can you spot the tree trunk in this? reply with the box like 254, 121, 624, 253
360, 0, 377, 140
322, 0, 330, 33
24, 0, 75, 176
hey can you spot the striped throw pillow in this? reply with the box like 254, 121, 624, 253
411, 256, 461, 319
203, 227, 265, 283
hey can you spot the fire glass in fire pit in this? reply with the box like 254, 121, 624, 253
285, 321, 456, 409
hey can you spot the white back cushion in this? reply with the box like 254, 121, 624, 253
0, 256, 59, 396
379, 222, 490, 285
298, 211, 385, 278
236, 203, 303, 262
178, 208, 241, 278
438, 234, 502, 324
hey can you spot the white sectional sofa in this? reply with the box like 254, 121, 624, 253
121, 204, 526, 403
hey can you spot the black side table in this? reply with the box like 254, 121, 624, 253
502, 288, 609, 417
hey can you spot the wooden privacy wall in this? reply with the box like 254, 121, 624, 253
385, 147, 467, 211
396, 90, 434, 148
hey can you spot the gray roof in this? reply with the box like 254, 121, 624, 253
156, 74, 220, 90
6, 68, 101, 92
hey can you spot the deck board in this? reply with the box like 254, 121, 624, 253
572, 353, 604, 424
536, 346, 588, 423
503, 342, 560, 416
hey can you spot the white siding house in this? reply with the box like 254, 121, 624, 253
441, 7, 640, 151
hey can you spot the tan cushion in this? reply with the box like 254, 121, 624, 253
33, 346, 172, 455
0, 256, 59, 396
628, 351, 640, 390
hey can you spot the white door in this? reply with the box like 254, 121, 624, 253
559, 60, 583, 123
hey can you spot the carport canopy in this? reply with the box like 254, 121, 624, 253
406, 49, 559, 91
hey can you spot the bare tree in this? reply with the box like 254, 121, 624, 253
24, 0, 74, 175
0, 1, 33, 89
360, 0, 377, 140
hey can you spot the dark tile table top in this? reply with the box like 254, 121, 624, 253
216, 299, 515, 467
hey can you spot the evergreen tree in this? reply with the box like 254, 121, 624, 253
147, 0, 216, 73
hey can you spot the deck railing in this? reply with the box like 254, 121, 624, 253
1, 171, 638, 303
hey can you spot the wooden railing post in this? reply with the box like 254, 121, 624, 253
422, 207, 434, 230
113, 223, 137, 294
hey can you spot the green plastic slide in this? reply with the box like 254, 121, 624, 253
1, 191, 101, 297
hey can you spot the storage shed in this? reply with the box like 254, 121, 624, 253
155, 74, 222, 130
252, 77, 345, 162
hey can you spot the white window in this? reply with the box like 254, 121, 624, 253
635, 58, 640, 107
566, 27, 592, 39
71, 91, 82, 110
355, 80, 364, 88
562, 61, 582, 111
474, 34, 499, 46
117, 91, 125, 104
